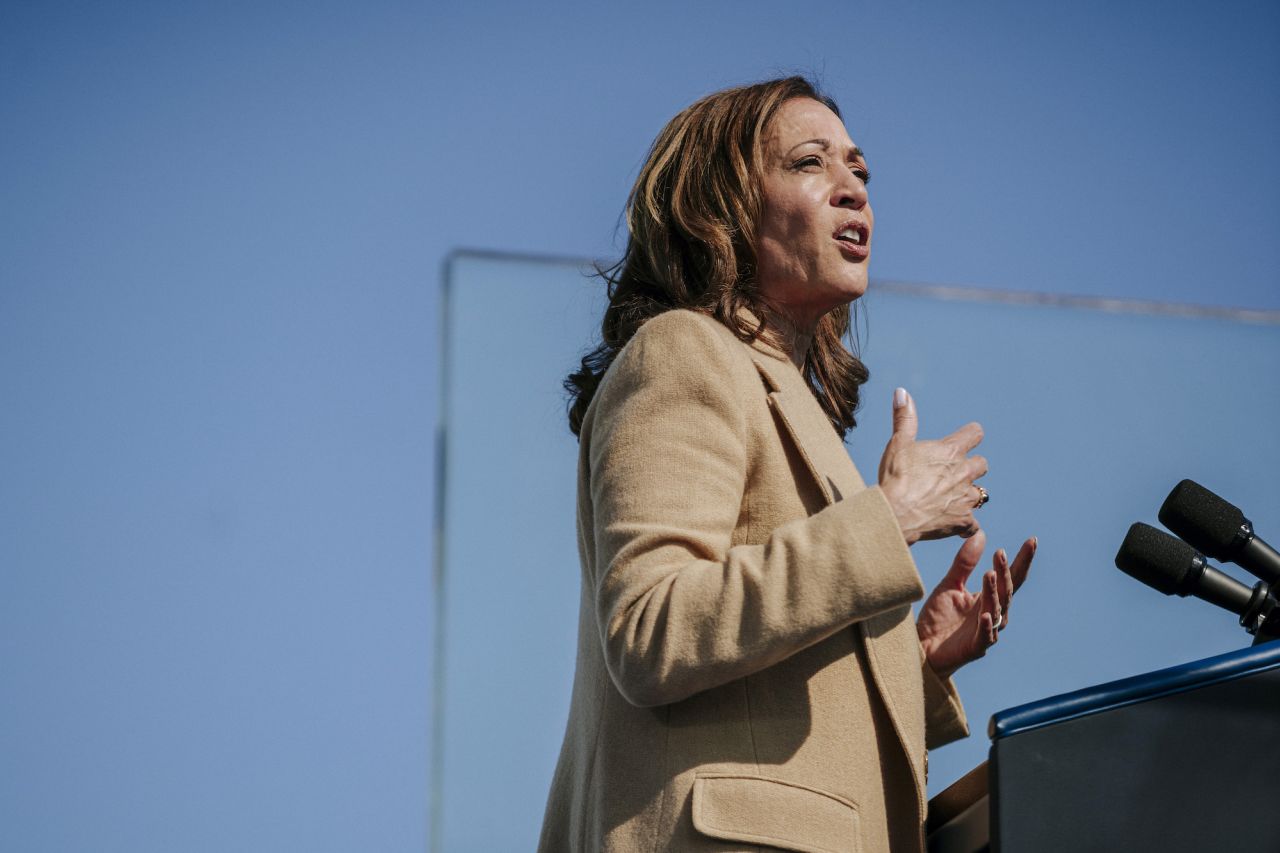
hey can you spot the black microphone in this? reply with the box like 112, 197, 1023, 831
1158, 479, 1280, 584
1115, 522, 1254, 614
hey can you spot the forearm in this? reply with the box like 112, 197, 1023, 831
599, 486, 924, 706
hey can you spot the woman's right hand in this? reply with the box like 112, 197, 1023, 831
877, 388, 988, 545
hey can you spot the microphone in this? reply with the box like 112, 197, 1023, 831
1159, 480, 1280, 584
1115, 522, 1254, 613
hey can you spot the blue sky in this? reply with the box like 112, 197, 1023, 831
2, 2, 1277, 850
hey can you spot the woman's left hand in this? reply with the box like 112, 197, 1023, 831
917, 529, 1036, 680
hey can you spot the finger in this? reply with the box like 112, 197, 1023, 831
966, 455, 989, 481
1008, 536, 1037, 593
994, 548, 1013, 629
983, 571, 1002, 637
891, 387, 918, 442
944, 421, 984, 453
979, 611, 997, 650
945, 527, 985, 589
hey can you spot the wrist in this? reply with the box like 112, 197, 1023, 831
924, 649, 958, 682
917, 633, 958, 681
880, 481, 922, 546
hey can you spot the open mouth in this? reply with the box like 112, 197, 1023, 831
833, 221, 870, 256
834, 222, 868, 246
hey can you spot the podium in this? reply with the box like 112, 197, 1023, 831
927, 639, 1280, 852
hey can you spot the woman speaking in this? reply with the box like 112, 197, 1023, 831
539, 76, 1035, 853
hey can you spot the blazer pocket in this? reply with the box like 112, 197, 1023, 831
690, 773, 862, 853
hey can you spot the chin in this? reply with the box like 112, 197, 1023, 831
839, 277, 869, 303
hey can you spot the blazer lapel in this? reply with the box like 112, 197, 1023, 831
748, 335, 929, 818
749, 349, 845, 508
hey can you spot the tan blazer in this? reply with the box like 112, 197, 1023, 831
539, 309, 968, 853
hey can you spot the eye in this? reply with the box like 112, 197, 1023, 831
851, 165, 871, 185
793, 155, 823, 171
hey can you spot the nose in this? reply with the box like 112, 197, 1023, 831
832, 171, 868, 210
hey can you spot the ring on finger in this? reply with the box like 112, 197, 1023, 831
974, 485, 990, 509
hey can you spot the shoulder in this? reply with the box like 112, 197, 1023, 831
583, 310, 760, 432
615, 309, 754, 382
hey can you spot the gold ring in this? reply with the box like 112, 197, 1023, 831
974, 485, 990, 509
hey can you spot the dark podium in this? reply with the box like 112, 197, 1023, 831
927, 639, 1280, 852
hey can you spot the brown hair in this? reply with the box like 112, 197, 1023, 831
565, 76, 870, 437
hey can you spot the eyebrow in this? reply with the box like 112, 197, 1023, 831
785, 138, 865, 160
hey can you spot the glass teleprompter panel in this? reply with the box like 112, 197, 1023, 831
433, 250, 1280, 851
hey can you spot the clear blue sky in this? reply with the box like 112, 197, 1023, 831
2, 2, 1277, 850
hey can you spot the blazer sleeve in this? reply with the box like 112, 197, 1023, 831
921, 650, 970, 748
586, 311, 927, 707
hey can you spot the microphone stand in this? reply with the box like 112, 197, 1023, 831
1244, 580, 1280, 646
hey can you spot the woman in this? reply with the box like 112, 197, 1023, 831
540, 77, 1035, 853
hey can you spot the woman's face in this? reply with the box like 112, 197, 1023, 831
754, 97, 872, 327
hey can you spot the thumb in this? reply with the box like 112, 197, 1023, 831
945, 528, 985, 590
891, 387, 918, 442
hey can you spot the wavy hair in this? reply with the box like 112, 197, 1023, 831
565, 76, 870, 438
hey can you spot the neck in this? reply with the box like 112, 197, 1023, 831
758, 301, 816, 371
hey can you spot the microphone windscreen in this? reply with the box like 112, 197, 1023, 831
1158, 479, 1245, 558
1115, 522, 1201, 596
